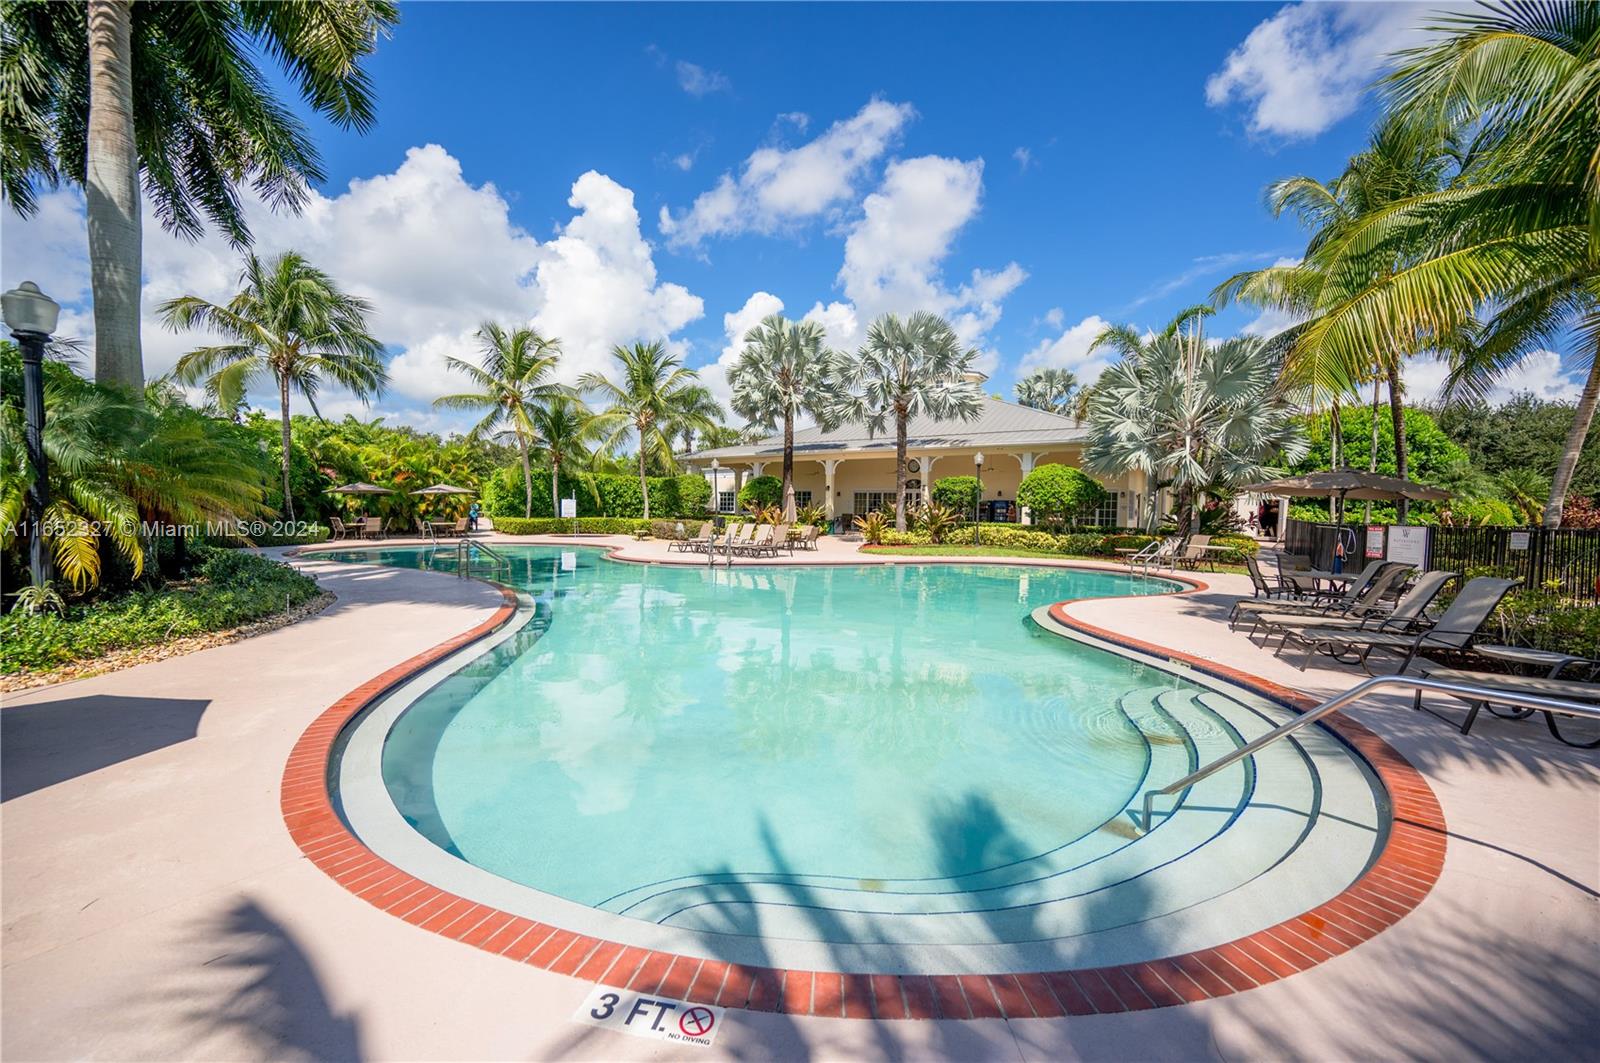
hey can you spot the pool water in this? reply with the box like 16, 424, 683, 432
325, 546, 1387, 966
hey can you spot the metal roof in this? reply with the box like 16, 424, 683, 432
686, 396, 1089, 461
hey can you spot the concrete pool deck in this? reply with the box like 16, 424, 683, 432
2, 541, 1595, 1060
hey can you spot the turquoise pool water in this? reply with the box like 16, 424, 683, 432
323, 546, 1386, 957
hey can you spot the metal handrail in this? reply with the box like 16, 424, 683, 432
455, 537, 510, 577
1140, 674, 1600, 831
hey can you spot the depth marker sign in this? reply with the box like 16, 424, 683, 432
573, 985, 724, 1047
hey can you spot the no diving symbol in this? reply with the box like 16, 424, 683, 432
679, 1006, 715, 1038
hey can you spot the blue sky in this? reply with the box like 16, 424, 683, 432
2, 2, 1586, 432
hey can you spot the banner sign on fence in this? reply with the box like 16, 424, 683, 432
1508, 531, 1530, 551
1365, 525, 1386, 559
1387, 525, 1429, 568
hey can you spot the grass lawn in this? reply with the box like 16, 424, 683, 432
859, 544, 1247, 573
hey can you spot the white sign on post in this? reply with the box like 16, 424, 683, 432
1508, 531, 1530, 551
1387, 525, 1429, 568
559, 497, 577, 519
573, 984, 723, 1047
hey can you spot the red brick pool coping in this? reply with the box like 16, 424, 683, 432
279, 563, 1446, 1022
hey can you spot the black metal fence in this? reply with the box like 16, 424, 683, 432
1431, 526, 1600, 604
1284, 519, 1600, 604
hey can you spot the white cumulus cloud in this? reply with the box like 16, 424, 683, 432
1018, 314, 1117, 386
676, 60, 731, 97
659, 98, 915, 248
1206, 2, 1456, 138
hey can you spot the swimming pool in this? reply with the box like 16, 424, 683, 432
320, 545, 1390, 975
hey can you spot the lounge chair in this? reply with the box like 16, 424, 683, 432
1230, 559, 1400, 628
1275, 553, 1318, 598
1409, 661, 1600, 747
1244, 562, 1415, 640
738, 524, 774, 557
1172, 535, 1213, 570
1289, 576, 1522, 673
768, 523, 791, 557
793, 525, 820, 551
1260, 570, 1457, 657
329, 517, 349, 541
676, 521, 714, 552
1244, 556, 1297, 600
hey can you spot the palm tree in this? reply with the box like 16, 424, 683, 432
579, 342, 710, 519
1213, 121, 1453, 519
668, 384, 725, 459
729, 314, 839, 521
1, 0, 398, 390
1383, 3, 1598, 527
1083, 312, 1307, 533
162, 251, 387, 522
527, 395, 605, 519
1014, 368, 1084, 420
433, 323, 565, 519
825, 312, 985, 532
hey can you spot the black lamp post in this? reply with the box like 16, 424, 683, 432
3, 281, 61, 589
973, 451, 984, 546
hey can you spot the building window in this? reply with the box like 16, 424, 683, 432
717, 490, 736, 513
794, 490, 813, 509
1081, 492, 1123, 528
852, 491, 896, 514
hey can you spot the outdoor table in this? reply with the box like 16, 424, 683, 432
431, 521, 456, 538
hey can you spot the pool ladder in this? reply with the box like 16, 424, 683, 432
454, 538, 511, 579
1139, 674, 1600, 832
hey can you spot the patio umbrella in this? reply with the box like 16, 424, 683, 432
1239, 468, 1450, 503
328, 481, 393, 519
409, 483, 476, 496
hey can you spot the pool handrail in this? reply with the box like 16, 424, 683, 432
1139, 673, 1600, 831
455, 537, 510, 578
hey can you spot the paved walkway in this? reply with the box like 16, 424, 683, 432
2, 546, 1595, 1060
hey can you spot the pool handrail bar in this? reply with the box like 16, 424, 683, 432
455, 537, 510, 577
1140, 674, 1600, 831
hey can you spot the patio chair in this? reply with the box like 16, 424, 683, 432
794, 525, 821, 551
678, 521, 714, 552
1408, 660, 1600, 748
1261, 569, 1457, 657
1275, 553, 1319, 598
329, 516, 349, 541
362, 516, 385, 540
1244, 556, 1296, 599
1172, 535, 1213, 570
452, 517, 470, 537
768, 523, 791, 557
738, 524, 774, 557
415, 517, 436, 541
1289, 576, 1521, 673
1239, 561, 1413, 639
1230, 559, 1398, 628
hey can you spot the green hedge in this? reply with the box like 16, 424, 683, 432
737, 475, 783, 511
1493, 592, 1600, 657
490, 516, 653, 535
872, 525, 1259, 562
930, 476, 980, 512
483, 468, 711, 520
2, 550, 321, 675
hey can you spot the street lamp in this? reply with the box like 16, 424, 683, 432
709, 458, 720, 516
2, 281, 61, 589
973, 451, 985, 546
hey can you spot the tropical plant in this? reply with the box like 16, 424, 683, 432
1016, 464, 1107, 529
1, 0, 399, 390
915, 501, 961, 544
826, 312, 985, 532
1014, 367, 1085, 420
433, 323, 566, 519
163, 251, 386, 522
795, 503, 829, 527
527, 395, 605, 520
854, 510, 889, 545
580, 342, 711, 519
668, 384, 725, 458
1083, 312, 1308, 533
729, 314, 839, 520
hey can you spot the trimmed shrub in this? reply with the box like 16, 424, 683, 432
1017, 464, 1107, 527
483, 468, 713, 519
1, 549, 320, 675
737, 475, 783, 511
491, 517, 652, 535
930, 475, 980, 513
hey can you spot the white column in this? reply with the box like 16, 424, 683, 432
750, 461, 766, 479
823, 459, 840, 518
1018, 451, 1037, 476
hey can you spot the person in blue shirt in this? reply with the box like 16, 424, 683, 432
468, 501, 481, 532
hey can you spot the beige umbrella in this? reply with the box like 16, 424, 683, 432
409, 483, 476, 496
1240, 468, 1450, 503
328, 481, 393, 519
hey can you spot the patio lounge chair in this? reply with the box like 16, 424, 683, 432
1230, 559, 1399, 628
1172, 535, 1213, 570
768, 523, 791, 556
676, 521, 713, 552
1240, 561, 1413, 639
1289, 576, 1521, 673
1409, 661, 1600, 747
329, 517, 349, 541
793, 525, 820, 551
1244, 556, 1296, 600
1260, 569, 1457, 657
1275, 553, 1319, 598
737, 524, 774, 557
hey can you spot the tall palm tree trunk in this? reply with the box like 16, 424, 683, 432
1544, 350, 1600, 529
1386, 363, 1409, 522
85, 0, 143, 392
517, 432, 532, 518
1365, 378, 1380, 523
1329, 398, 1343, 522
551, 456, 561, 520
893, 409, 908, 532
637, 436, 651, 519
278, 371, 295, 521
781, 409, 796, 522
